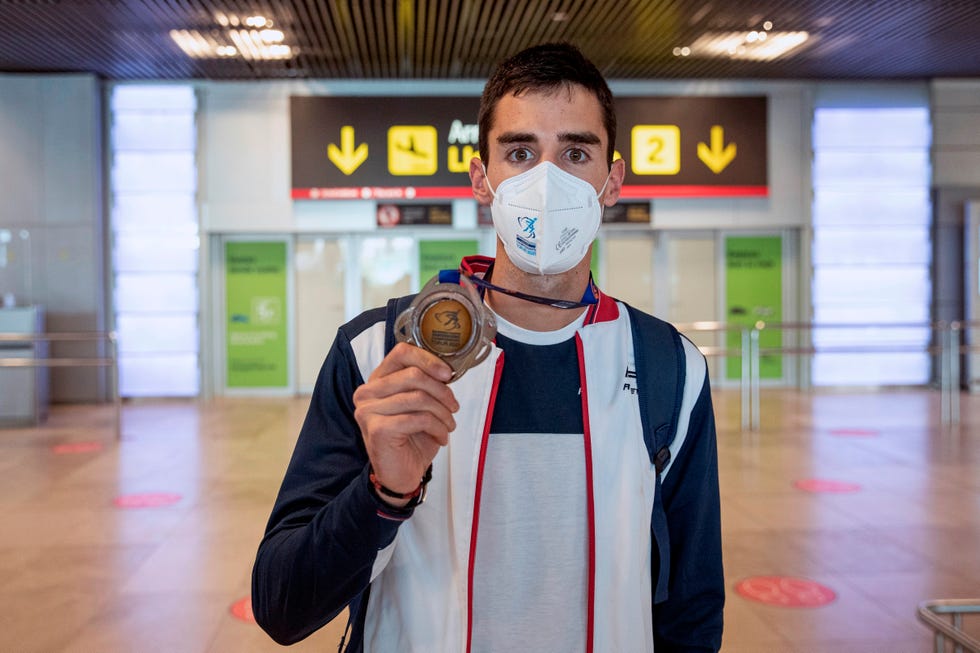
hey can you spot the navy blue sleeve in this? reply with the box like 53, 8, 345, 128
251, 319, 412, 646
652, 375, 725, 652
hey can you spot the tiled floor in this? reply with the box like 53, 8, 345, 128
1, 388, 978, 652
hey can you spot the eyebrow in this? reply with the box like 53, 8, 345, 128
495, 131, 602, 146
496, 131, 536, 145
558, 131, 601, 145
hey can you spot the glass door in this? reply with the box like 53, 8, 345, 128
295, 237, 347, 392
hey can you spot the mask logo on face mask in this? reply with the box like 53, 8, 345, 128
518, 216, 537, 239
516, 216, 538, 256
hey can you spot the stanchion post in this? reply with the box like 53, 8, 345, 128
110, 332, 121, 440
751, 322, 762, 431
940, 323, 951, 427
740, 328, 750, 431
951, 321, 961, 426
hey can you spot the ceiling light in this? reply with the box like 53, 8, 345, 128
172, 14, 294, 61
228, 29, 294, 60
688, 31, 810, 61
260, 28, 284, 43
763, 20, 773, 30
170, 30, 214, 58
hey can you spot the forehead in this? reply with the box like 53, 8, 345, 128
489, 85, 606, 144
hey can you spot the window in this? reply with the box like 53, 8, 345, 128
110, 86, 199, 396
811, 105, 932, 385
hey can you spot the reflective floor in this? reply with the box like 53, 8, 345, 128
1, 388, 978, 652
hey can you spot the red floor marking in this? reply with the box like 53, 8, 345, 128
52, 441, 104, 454
230, 596, 255, 623
829, 428, 879, 437
112, 492, 182, 508
793, 478, 862, 493
735, 576, 836, 607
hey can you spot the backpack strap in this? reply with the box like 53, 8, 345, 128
626, 304, 686, 473
625, 303, 686, 604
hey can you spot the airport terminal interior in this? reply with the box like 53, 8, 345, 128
2, 1, 980, 651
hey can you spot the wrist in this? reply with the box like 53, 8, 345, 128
368, 463, 433, 510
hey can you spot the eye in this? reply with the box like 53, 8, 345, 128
506, 147, 534, 163
566, 148, 590, 163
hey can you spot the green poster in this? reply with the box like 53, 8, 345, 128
725, 236, 782, 381
418, 240, 478, 285
225, 241, 289, 388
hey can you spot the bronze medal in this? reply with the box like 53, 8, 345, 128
418, 298, 473, 355
394, 274, 496, 382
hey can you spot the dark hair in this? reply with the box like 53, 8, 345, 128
478, 42, 617, 167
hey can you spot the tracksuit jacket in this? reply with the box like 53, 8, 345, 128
252, 256, 724, 652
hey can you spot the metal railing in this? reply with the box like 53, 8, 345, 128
0, 331, 120, 439
918, 599, 980, 652
3, 320, 976, 436
675, 320, 972, 431
673, 321, 759, 431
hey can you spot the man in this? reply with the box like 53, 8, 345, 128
253, 42, 724, 652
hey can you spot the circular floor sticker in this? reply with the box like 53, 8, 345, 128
794, 478, 862, 493
736, 576, 836, 607
230, 596, 255, 623
52, 441, 104, 454
829, 428, 879, 437
112, 492, 182, 508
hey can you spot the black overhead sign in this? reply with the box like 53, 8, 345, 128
291, 96, 482, 201
291, 95, 767, 201
614, 96, 768, 198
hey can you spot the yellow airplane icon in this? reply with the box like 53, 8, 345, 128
388, 126, 438, 175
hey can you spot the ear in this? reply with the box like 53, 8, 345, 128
470, 157, 493, 205
602, 158, 626, 207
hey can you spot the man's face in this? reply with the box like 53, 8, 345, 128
470, 84, 624, 206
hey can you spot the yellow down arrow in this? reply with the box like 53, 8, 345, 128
697, 125, 737, 174
327, 126, 368, 175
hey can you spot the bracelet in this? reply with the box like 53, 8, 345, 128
368, 464, 433, 508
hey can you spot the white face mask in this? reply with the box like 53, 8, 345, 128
486, 161, 609, 276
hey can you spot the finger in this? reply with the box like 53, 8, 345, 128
399, 412, 454, 447
358, 364, 459, 414
409, 429, 450, 455
362, 411, 453, 449
372, 342, 454, 384
356, 388, 457, 433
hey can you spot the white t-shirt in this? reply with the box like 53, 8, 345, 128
470, 310, 590, 652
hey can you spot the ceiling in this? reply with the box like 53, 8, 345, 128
1, 0, 979, 81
